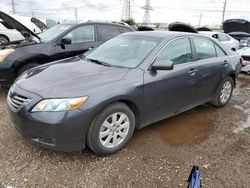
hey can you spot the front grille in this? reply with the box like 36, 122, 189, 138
8, 92, 31, 110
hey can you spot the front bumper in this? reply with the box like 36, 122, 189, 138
241, 65, 250, 74
7, 84, 93, 152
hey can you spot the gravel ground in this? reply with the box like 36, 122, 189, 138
0, 74, 250, 188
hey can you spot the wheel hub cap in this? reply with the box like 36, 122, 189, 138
99, 112, 130, 149
220, 81, 232, 104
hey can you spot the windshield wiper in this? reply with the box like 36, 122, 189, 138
86, 58, 111, 67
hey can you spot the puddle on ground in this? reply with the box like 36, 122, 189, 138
146, 105, 217, 146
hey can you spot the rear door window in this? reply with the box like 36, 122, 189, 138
119, 26, 132, 33
215, 45, 226, 57
97, 25, 121, 41
193, 37, 216, 60
156, 37, 192, 65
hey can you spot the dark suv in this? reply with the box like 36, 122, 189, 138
0, 11, 135, 85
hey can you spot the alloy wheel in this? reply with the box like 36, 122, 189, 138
99, 112, 130, 149
220, 81, 232, 104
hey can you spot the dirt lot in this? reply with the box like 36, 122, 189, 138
0, 75, 250, 188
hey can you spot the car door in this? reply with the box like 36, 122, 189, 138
143, 37, 198, 125
53, 24, 99, 60
192, 36, 228, 104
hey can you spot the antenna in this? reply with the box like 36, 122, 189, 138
141, 0, 153, 25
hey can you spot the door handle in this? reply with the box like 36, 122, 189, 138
188, 68, 197, 76
223, 60, 228, 67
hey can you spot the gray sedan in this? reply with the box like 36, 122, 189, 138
7, 31, 241, 155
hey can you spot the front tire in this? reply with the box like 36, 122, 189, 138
0, 35, 9, 45
211, 77, 234, 107
87, 102, 135, 155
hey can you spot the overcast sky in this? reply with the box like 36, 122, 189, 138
0, 0, 250, 26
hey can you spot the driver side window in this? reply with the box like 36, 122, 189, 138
156, 38, 192, 65
63, 25, 95, 44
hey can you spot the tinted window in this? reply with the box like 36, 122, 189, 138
215, 45, 226, 57
63, 25, 95, 44
193, 37, 216, 60
119, 26, 132, 33
156, 38, 192, 65
218, 34, 230, 42
97, 25, 121, 41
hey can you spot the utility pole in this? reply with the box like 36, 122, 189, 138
222, 0, 227, 23
198, 13, 202, 27
11, 0, 16, 14
74, 8, 78, 21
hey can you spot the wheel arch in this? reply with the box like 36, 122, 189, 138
0, 34, 10, 42
13, 53, 51, 73
228, 73, 236, 87
89, 96, 143, 129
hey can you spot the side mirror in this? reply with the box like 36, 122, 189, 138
59, 38, 71, 45
151, 60, 174, 71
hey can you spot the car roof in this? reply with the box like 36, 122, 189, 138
121, 31, 201, 39
199, 31, 229, 36
60, 21, 134, 29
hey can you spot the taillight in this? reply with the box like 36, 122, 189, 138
240, 57, 246, 66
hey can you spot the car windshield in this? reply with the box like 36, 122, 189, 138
85, 35, 160, 68
38, 24, 71, 42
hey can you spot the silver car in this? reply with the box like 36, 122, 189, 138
200, 31, 239, 51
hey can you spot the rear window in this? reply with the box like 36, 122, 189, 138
97, 25, 121, 41
218, 34, 230, 42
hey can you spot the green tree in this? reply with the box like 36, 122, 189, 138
121, 18, 136, 26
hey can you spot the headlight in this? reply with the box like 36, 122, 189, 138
32, 97, 88, 112
0, 49, 15, 62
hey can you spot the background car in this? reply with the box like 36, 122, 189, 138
0, 13, 57, 44
7, 31, 241, 155
239, 37, 250, 48
0, 11, 135, 86
237, 47, 250, 74
199, 31, 240, 51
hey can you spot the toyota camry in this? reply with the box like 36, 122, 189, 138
7, 31, 241, 155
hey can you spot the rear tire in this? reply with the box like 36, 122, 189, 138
87, 102, 135, 155
211, 77, 234, 107
17, 63, 40, 76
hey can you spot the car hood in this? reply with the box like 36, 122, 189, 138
16, 57, 130, 98
31, 17, 47, 32
0, 11, 41, 41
